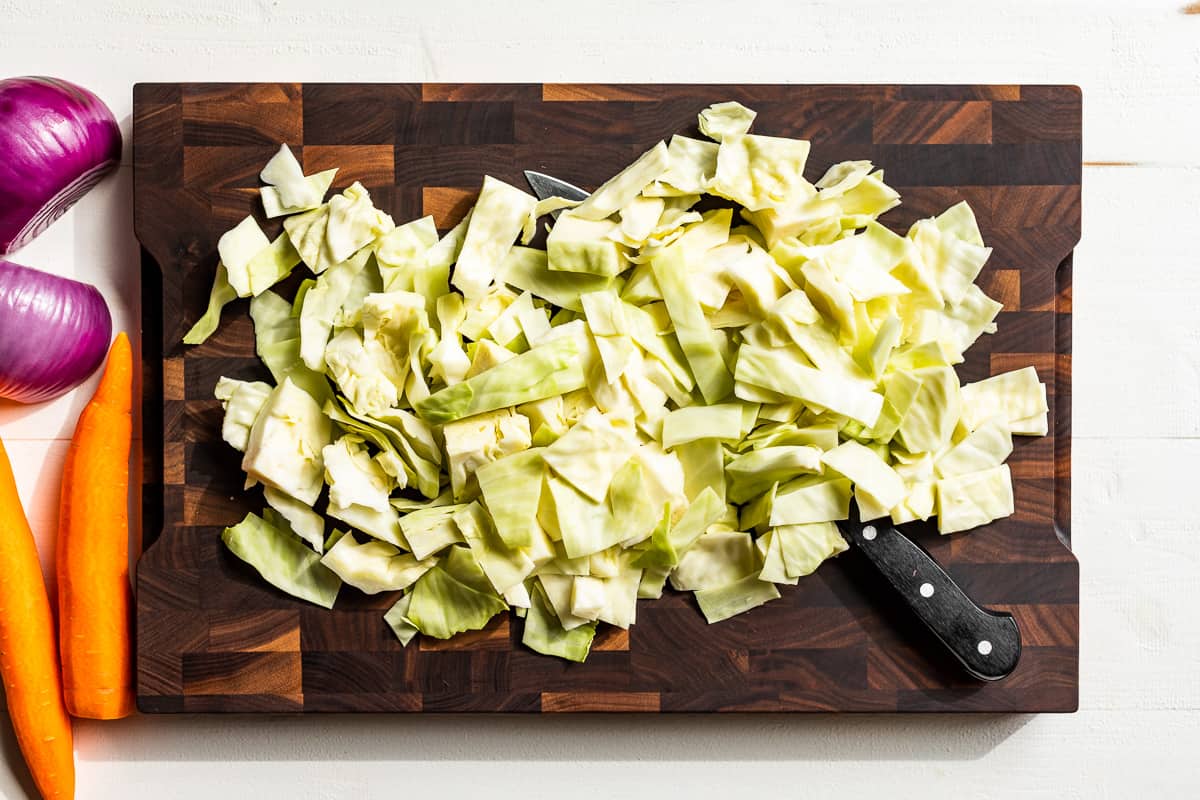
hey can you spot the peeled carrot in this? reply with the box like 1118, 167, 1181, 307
57, 332, 134, 720
0, 437, 75, 799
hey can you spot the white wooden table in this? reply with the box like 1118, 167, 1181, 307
0, 1, 1196, 797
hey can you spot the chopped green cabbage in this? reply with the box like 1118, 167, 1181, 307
725, 445, 822, 503
191, 100, 1048, 662
652, 244, 734, 403
476, 449, 545, 548
320, 532, 436, 594
183, 264, 238, 345
698, 101, 757, 141
222, 512, 341, 608
769, 476, 852, 526
543, 408, 635, 502
241, 378, 332, 505
773, 522, 848, 578
694, 573, 781, 624
661, 403, 744, 449
383, 592, 420, 646
523, 580, 596, 662
214, 377, 272, 452
820, 440, 906, 510
572, 141, 670, 221
710, 134, 812, 211
960, 366, 1048, 432
263, 486, 326, 553
405, 547, 507, 639
416, 332, 588, 424
670, 530, 756, 591
453, 176, 538, 300
936, 464, 1014, 534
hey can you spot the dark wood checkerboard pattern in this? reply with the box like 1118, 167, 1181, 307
133, 84, 1079, 713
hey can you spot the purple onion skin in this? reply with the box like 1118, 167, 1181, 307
0, 77, 122, 256
0, 260, 112, 404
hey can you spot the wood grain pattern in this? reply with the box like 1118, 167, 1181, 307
134, 83, 1080, 714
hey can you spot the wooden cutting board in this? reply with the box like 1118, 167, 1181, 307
133, 83, 1079, 713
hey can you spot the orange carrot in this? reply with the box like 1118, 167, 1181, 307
57, 332, 134, 720
0, 437, 75, 799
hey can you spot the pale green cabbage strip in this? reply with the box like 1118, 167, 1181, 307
186, 112, 1048, 662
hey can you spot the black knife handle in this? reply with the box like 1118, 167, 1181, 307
840, 519, 1022, 681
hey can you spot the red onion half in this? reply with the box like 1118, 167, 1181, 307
0, 77, 122, 255
0, 260, 112, 404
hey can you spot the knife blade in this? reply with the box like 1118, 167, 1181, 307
523, 170, 590, 217
523, 167, 1021, 682
837, 502, 1022, 681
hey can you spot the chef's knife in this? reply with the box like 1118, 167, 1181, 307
523, 169, 1022, 682
523, 170, 590, 218
837, 502, 1021, 681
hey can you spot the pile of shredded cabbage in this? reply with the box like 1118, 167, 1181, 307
185, 101, 1048, 662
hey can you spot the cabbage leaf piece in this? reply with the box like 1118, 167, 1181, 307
454, 502, 535, 595
261, 169, 337, 218
298, 248, 371, 369
666, 486, 725, 556
820, 440, 906, 510
670, 531, 757, 591
572, 141, 670, 221
644, 135, 720, 196
896, 366, 962, 454
959, 366, 1048, 432
694, 573, 781, 624
651, 244, 734, 403
263, 486, 326, 554
360, 289, 433, 408
908, 217, 991, 307
609, 459, 661, 547
326, 182, 395, 265
773, 522, 848, 578
383, 593, 419, 646
259, 144, 335, 214
661, 403, 744, 449
222, 512, 341, 609
247, 291, 334, 406
323, 435, 393, 513
405, 546, 507, 639
936, 464, 1014, 534
398, 504, 467, 560
453, 176, 538, 300
374, 216, 440, 292
323, 328, 397, 416
416, 331, 588, 424
735, 345, 883, 427
710, 133, 812, 212
725, 445, 822, 504
543, 408, 635, 503
241, 378, 332, 506
214, 377, 272, 452
769, 475, 852, 526
936, 419, 1013, 478
284, 183, 393, 274
183, 264, 239, 345
476, 449, 545, 549
326, 500, 405, 548
429, 293, 471, 386
320, 532, 436, 594
499, 247, 615, 312
537, 573, 595, 631
698, 101, 757, 141
523, 580, 596, 662
442, 408, 532, 501
218, 216, 271, 297
547, 213, 628, 276
546, 475, 625, 560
